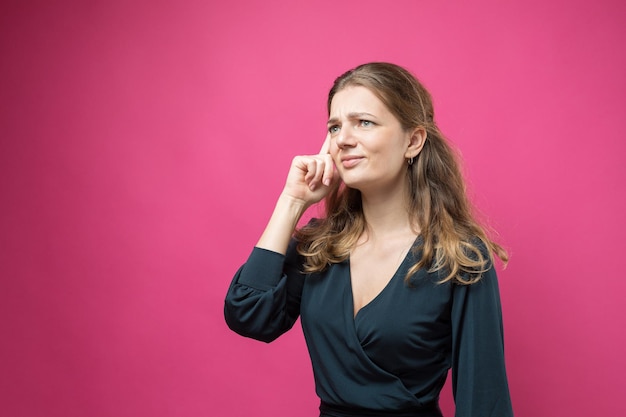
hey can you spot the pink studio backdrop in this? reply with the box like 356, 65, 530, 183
1, 1, 625, 416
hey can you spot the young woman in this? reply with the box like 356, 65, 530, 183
224, 62, 513, 417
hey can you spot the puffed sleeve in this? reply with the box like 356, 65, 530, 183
224, 238, 305, 343
450, 263, 514, 417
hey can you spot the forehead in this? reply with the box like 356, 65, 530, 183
329, 86, 390, 117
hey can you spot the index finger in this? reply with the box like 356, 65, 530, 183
319, 133, 331, 155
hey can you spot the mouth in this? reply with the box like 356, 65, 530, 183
340, 156, 364, 168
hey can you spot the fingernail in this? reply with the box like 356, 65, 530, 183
323, 179, 330, 186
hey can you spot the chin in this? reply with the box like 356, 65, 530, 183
340, 177, 367, 191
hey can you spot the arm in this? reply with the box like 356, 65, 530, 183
224, 240, 305, 342
257, 133, 336, 254
224, 136, 338, 342
451, 265, 514, 417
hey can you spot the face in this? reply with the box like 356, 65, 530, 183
327, 86, 417, 194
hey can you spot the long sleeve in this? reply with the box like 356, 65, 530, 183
450, 264, 514, 417
224, 239, 305, 343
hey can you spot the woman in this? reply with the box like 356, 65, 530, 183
224, 62, 513, 417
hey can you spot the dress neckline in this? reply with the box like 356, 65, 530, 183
348, 235, 419, 319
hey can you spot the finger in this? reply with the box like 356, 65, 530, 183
321, 154, 334, 187
307, 159, 325, 191
303, 157, 318, 184
319, 133, 331, 155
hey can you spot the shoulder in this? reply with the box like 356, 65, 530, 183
454, 236, 497, 285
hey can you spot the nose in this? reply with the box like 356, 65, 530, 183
335, 125, 356, 148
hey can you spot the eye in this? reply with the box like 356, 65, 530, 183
328, 125, 340, 134
359, 120, 374, 127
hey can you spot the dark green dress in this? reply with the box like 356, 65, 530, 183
224, 238, 513, 417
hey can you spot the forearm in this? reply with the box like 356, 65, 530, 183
256, 193, 309, 255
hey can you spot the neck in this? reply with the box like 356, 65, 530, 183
359, 180, 418, 241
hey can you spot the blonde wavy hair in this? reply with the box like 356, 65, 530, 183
295, 62, 507, 284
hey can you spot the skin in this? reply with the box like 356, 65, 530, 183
327, 86, 419, 198
256, 86, 426, 314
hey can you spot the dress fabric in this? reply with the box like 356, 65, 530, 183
224, 237, 513, 417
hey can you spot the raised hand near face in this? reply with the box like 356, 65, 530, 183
281, 134, 338, 208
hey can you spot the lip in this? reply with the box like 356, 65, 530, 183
340, 155, 364, 168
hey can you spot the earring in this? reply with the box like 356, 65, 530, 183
408, 157, 414, 165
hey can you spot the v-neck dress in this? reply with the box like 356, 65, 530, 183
224, 237, 513, 417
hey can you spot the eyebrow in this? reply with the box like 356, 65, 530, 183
327, 112, 377, 126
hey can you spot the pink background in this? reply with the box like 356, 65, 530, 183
1, 1, 625, 416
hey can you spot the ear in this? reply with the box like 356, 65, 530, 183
405, 127, 427, 159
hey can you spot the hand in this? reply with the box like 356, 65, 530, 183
281, 134, 338, 208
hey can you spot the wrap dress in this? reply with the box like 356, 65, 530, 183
224, 237, 513, 417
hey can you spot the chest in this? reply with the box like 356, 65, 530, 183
300, 260, 454, 374
349, 238, 417, 317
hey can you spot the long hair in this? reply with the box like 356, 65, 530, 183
295, 62, 507, 284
